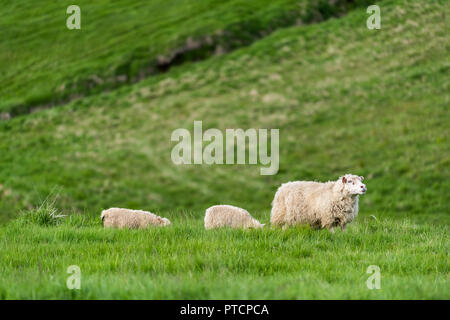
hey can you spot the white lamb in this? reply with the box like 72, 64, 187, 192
204, 205, 265, 229
270, 174, 366, 231
101, 208, 171, 229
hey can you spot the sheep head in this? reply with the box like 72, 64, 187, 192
161, 217, 171, 226
339, 174, 367, 195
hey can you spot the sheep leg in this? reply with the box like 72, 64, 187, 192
270, 205, 286, 227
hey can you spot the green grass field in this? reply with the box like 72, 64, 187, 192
0, 210, 447, 299
0, 0, 448, 299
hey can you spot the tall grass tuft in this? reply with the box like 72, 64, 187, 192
17, 196, 66, 226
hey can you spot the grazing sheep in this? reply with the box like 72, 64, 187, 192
270, 174, 366, 231
101, 208, 171, 229
204, 205, 265, 230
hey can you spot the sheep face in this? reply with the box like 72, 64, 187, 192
244, 220, 265, 229
161, 218, 171, 226
155, 216, 171, 226
340, 174, 366, 195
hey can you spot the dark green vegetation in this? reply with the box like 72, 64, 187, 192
0, 0, 448, 299
0, 0, 369, 115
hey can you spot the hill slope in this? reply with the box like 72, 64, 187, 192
0, 0, 448, 224
0, 0, 370, 115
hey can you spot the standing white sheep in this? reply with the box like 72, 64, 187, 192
101, 208, 171, 229
270, 174, 366, 231
204, 205, 265, 229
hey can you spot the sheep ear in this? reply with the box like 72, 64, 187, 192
342, 176, 347, 183
359, 176, 364, 181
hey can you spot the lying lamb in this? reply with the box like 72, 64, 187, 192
101, 208, 171, 229
270, 174, 366, 231
204, 205, 265, 229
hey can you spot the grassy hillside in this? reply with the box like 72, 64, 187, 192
0, 0, 368, 115
0, 0, 448, 299
0, 0, 448, 223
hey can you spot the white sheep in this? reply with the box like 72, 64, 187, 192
270, 174, 366, 231
204, 205, 265, 229
101, 208, 171, 229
